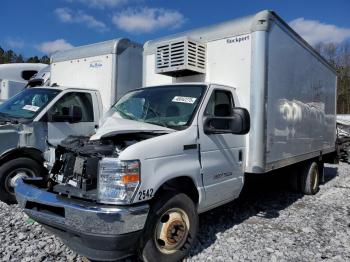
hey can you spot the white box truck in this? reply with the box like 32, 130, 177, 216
0, 38, 142, 203
15, 10, 337, 262
0, 80, 26, 102
0, 63, 47, 102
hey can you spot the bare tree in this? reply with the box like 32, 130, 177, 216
316, 42, 350, 114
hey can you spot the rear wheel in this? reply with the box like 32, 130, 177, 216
300, 161, 320, 195
0, 157, 46, 204
138, 191, 198, 262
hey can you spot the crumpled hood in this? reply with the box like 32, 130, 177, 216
90, 113, 174, 140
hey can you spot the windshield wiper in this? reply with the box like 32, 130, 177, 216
0, 112, 21, 124
144, 119, 169, 128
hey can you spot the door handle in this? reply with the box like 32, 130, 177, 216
183, 144, 198, 150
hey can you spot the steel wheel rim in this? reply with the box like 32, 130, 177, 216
154, 208, 190, 254
5, 168, 35, 195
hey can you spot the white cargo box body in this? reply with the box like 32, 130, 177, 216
144, 10, 337, 173
0, 79, 25, 101
0, 63, 47, 82
51, 38, 143, 112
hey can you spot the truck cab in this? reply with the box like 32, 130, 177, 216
0, 85, 102, 203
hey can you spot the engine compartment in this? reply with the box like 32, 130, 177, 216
48, 132, 165, 201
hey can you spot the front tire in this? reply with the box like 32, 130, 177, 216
138, 191, 198, 262
0, 157, 46, 204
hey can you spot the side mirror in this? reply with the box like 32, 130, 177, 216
204, 107, 250, 135
49, 105, 82, 123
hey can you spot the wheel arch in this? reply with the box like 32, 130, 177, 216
153, 176, 200, 205
0, 147, 44, 166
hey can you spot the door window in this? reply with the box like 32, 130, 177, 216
49, 92, 94, 122
205, 90, 234, 116
204, 90, 234, 130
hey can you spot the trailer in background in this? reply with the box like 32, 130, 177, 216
0, 63, 47, 101
50, 39, 142, 112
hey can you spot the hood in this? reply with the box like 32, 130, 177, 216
90, 113, 174, 140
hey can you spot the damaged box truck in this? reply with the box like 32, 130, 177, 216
0, 38, 142, 203
15, 10, 337, 262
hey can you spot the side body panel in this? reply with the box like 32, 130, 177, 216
264, 22, 337, 170
51, 54, 114, 112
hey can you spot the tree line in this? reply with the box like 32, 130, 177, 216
315, 42, 350, 114
0, 46, 50, 64
0, 43, 349, 113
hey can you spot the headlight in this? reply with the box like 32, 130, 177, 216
98, 158, 140, 204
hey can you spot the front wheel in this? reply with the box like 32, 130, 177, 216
138, 191, 198, 262
0, 157, 46, 204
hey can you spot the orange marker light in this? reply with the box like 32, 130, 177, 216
121, 174, 140, 184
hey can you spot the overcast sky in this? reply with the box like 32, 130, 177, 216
1, 0, 349, 57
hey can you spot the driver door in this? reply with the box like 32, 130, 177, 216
46, 91, 97, 146
198, 86, 245, 208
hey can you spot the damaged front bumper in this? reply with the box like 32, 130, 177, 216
15, 178, 150, 261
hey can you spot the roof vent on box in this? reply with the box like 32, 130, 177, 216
155, 37, 206, 77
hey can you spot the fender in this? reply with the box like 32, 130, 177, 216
0, 147, 44, 166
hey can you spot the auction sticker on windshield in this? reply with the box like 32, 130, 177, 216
172, 96, 197, 104
22, 105, 40, 112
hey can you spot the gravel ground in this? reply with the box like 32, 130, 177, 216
0, 163, 349, 262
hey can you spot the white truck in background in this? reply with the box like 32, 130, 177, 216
16, 10, 337, 262
0, 38, 142, 203
0, 63, 47, 102
27, 65, 51, 88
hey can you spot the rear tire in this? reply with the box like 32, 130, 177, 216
138, 191, 198, 262
0, 157, 46, 204
300, 161, 320, 195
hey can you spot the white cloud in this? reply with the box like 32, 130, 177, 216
5, 37, 24, 49
55, 8, 108, 32
55, 7, 73, 22
37, 39, 74, 54
67, 0, 128, 9
289, 18, 350, 45
112, 7, 185, 34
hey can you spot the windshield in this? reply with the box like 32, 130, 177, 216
112, 85, 205, 130
0, 88, 60, 120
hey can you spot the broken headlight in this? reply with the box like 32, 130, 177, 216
98, 158, 140, 204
